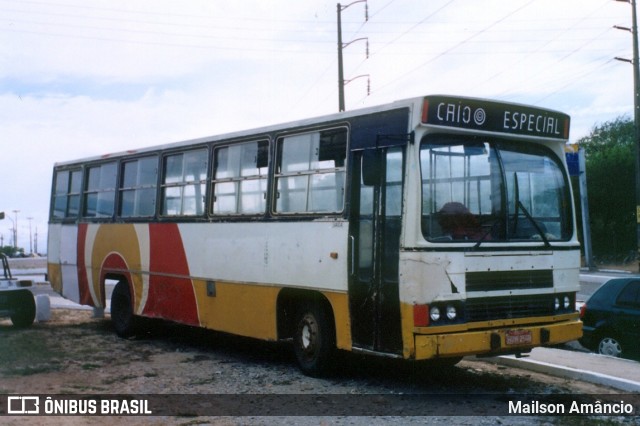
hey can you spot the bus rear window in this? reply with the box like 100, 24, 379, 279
52, 168, 82, 219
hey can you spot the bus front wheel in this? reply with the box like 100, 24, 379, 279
111, 281, 137, 338
293, 302, 335, 377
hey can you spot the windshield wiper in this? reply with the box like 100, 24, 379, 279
517, 200, 550, 247
473, 219, 499, 249
512, 173, 550, 248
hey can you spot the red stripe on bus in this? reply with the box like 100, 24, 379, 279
77, 223, 94, 307
144, 223, 199, 326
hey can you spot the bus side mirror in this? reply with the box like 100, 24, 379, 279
0, 212, 4, 220
362, 150, 380, 186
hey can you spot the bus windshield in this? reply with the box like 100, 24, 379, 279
420, 135, 572, 244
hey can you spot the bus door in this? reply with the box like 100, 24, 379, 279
349, 146, 403, 354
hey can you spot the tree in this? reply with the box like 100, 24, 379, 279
577, 116, 636, 262
0, 246, 20, 257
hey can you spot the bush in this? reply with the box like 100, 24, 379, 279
578, 117, 635, 262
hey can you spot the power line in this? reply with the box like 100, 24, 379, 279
292, 0, 396, 114
3, 0, 631, 119
532, 58, 618, 105
495, 25, 616, 100
0, 15, 334, 45
370, 0, 455, 57
0, 0, 336, 25
0, 6, 323, 34
0, 25, 337, 54
481, 2, 608, 98
371, 0, 537, 97
1, 11, 623, 54
347, 0, 456, 105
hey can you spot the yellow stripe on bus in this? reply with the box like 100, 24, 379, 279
191, 280, 352, 350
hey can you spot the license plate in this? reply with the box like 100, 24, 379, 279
505, 329, 532, 346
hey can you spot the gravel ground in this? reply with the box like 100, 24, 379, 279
2, 257, 638, 425
1, 308, 638, 426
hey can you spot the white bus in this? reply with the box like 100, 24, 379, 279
48, 95, 582, 376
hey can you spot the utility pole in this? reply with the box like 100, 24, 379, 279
11, 209, 19, 251
578, 148, 596, 270
614, 0, 640, 271
27, 217, 33, 255
337, 1, 368, 112
337, 3, 345, 112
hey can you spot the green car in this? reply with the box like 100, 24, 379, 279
579, 278, 640, 359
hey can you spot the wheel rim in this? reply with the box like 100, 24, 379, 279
599, 337, 622, 357
299, 313, 318, 357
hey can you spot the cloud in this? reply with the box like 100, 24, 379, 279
0, 0, 635, 252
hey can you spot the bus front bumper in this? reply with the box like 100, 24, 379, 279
413, 317, 583, 360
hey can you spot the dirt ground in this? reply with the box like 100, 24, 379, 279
0, 308, 616, 393
1, 308, 635, 426
2, 258, 638, 424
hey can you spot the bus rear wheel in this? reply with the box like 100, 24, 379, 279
293, 302, 335, 377
111, 280, 138, 338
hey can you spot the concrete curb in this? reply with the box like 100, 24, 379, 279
486, 355, 640, 393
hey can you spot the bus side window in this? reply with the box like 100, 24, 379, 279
83, 162, 117, 218
212, 140, 269, 215
275, 128, 347, 214
161, 149, 208, 216
119, 156, 158, 217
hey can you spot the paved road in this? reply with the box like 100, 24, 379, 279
577, 269, 638, 301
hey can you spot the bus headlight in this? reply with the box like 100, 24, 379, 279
554, 297, 560, 310
564, 295, 571, 309
430, 306, 441, 322
446, 305, 457, 320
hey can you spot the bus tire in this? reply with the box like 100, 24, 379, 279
293, 302, 335, 377
111, 280, 137, 338
10, 290, 36, 328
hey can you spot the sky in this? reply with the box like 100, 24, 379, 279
0, 0, 634, 254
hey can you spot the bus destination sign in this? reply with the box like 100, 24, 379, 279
422, 96, 570, 139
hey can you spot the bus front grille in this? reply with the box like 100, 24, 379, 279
465, 269, 553, 292
465, 294, 554, 322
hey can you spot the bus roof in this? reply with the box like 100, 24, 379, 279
53, 95, 570, 167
